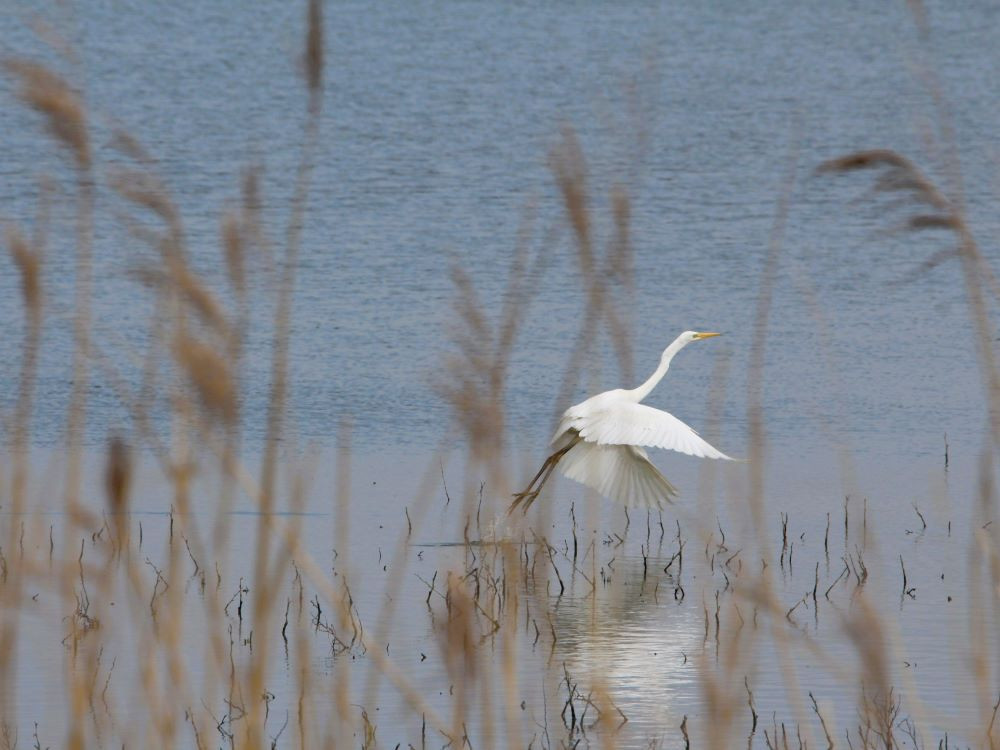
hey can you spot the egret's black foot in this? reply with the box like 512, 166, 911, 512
508, 489, 540, 515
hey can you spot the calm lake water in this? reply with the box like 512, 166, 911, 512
2, 0, 999, 460
2, 1, 1000, 746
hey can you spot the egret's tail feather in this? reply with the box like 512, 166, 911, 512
559, 441, 677, 509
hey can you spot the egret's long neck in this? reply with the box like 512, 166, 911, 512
629, 339, 685, 402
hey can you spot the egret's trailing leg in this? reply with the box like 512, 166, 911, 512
508, 436, 581, 514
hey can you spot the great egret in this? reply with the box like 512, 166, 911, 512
510, 331, 734, 513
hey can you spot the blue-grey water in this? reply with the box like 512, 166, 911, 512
2, 0, 997, 459
2, 1, 1000, 747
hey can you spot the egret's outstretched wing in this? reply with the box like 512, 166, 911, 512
575, 402, 734, 460
558, 440, 677, 509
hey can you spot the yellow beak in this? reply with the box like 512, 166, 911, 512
693, 332, 721, 340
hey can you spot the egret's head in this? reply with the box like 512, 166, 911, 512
663, 330, 721, 359
676, 330, 721, 345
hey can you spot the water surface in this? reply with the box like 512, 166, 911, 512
2, 1, 999, 746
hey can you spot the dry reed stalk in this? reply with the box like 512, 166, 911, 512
0, 220, 45, 724
841, 593, 894, 744
329, 419, 353, 746
209, 440, 453, 735
817, 150, 1000, 450
547, 128, 635, 429
156, 369, 197, 747
697, 570, 767, 749
106, 128, 224, 749
166, 364, 457, 742
1, 4, 349, 747
3, 60, 89, 169
304, 0, 323, 95
107, 117, 236, 700
695, 348, 731, 538
499, 540, 524, 745
739, 131, 821, 749
970, 454, 999, 739
761, 205, 925, 742
104, 436, 132, 554
248, 2, 324, 742
172, 333, 238, 427
439, 199, 549, 521
222, 209, 246, 304
133, 260, 230, 339
238, 165, 276, 279
359, 447, 450, 718
783, 246, 861, 490
441, 574, 477, 745
443, 264, 506, 460
4, 54, 97, 750
213, 194, 250, 559
106, 166, 179, 229
90, 294, 173, 479
202, 177, 257, 575
819, 88, 1000, 740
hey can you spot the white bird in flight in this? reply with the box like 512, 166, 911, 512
509, 331, 735, 513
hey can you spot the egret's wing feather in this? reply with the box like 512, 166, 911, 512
559, 441, 677, 509
578, 402, 734, 460
550, 415, 578, 449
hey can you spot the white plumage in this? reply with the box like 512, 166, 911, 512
558, 442, 679, 509
510, 330, 735, 513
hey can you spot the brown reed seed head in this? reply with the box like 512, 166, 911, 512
221, 210, 245, 296
441, 578, 477, 681
439, 265, 508, 457
104, 435, 132, 516
6, 225, 41, 312
170, 261, 229, 335
242, 166, 262, 216
842, 594, 890, 702
305, 0, 324, 93
4, 59, 90, 169
107, 167, 178, 226
109, 128, 154, 164
549, 128, 591, 261
133, 262, 229, 336
817, 149, 951, 214
172, 333, 237, 425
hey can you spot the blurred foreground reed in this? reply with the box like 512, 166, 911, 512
2, 3, 1000, 749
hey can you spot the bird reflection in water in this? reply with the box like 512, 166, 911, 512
523, 546, 705, 740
